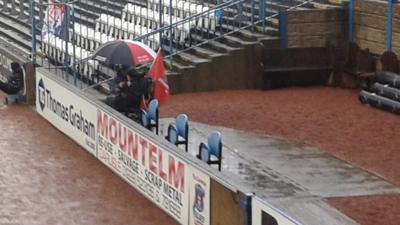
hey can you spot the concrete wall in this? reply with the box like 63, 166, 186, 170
168, 42, 270, 94
353, 0, 400, 55
285, 8, 347, 48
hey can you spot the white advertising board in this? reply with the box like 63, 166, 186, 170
252, 197, 301, 225
36, 72, 215, 225
36, 73, 97, 156
96, 109, 189, 224
188, 167, 210, 225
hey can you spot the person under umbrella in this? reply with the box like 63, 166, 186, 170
125, 67, 150, 111
108, 64, 129, 94
105, 67, 150, 123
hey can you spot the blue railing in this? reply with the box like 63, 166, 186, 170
387, 0, 393, 51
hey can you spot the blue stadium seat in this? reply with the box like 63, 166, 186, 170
4, 94, 26, 105
141, 109, 150, 128
208, 131, 222, 171
148, 99, 159, 134
197, 142, 210, 163
176, 114, 189, 152
165, 124, 179, 145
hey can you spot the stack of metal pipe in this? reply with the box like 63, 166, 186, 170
359, 71, 400, 115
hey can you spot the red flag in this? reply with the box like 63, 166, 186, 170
148, 50, 169, 105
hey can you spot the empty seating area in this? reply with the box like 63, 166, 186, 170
140, 101, 224, 171
163, 113, 223, 171
37, 0, 223, 80
95, 13, 160, 48
0, 0, 351, 88
41, 33, 100, 79
0, 0, 352, 92
123, 2, 216, 32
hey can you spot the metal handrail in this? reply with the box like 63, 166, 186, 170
134, 0, 316, 60
83, 0, 317, 91
132, 0, 246, 41
31, 0, 317, 89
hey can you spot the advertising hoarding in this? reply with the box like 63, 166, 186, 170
36, 73, 97, 156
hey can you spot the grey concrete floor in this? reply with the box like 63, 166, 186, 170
160, 118, 400, 225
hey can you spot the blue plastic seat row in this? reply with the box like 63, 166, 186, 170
164, 113, 222, 171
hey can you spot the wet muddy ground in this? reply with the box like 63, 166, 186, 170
0, 93, 177, 225
1, 86, 399, 225
161, 87, 400, 225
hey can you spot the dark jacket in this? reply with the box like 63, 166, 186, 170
0, 62, 24, 94
113, 71, 127, 93
9, 66, 24, 91
124, 75, 149, 109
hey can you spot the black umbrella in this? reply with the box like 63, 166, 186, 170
90, 40, 156, 67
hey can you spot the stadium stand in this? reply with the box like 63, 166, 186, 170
0, 0, 350, 93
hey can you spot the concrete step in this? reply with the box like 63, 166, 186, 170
237, 28, 277, 41
280, 0, 346, 9
162, 44, 211, 65
258, 35, 281, 48
0, 13, 40, 51
311, 1, 343, 9
191, 27, 255, 48
70, 3, 99, 19
190, 46, 228, 59
207, 39, 242, 53
241, 1, 309, 17
164, 58, 196, 71
215, 11, 279, 35
87, 0, 126, 11
219, 16, 279, 35
0, 7, 33, 27
325, 0, 349, 6
127, 0, 147, 8
221, 34, 258, 47
0, 33, 31, 58
76, 0, 122, 19
176, 51, 211, 64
